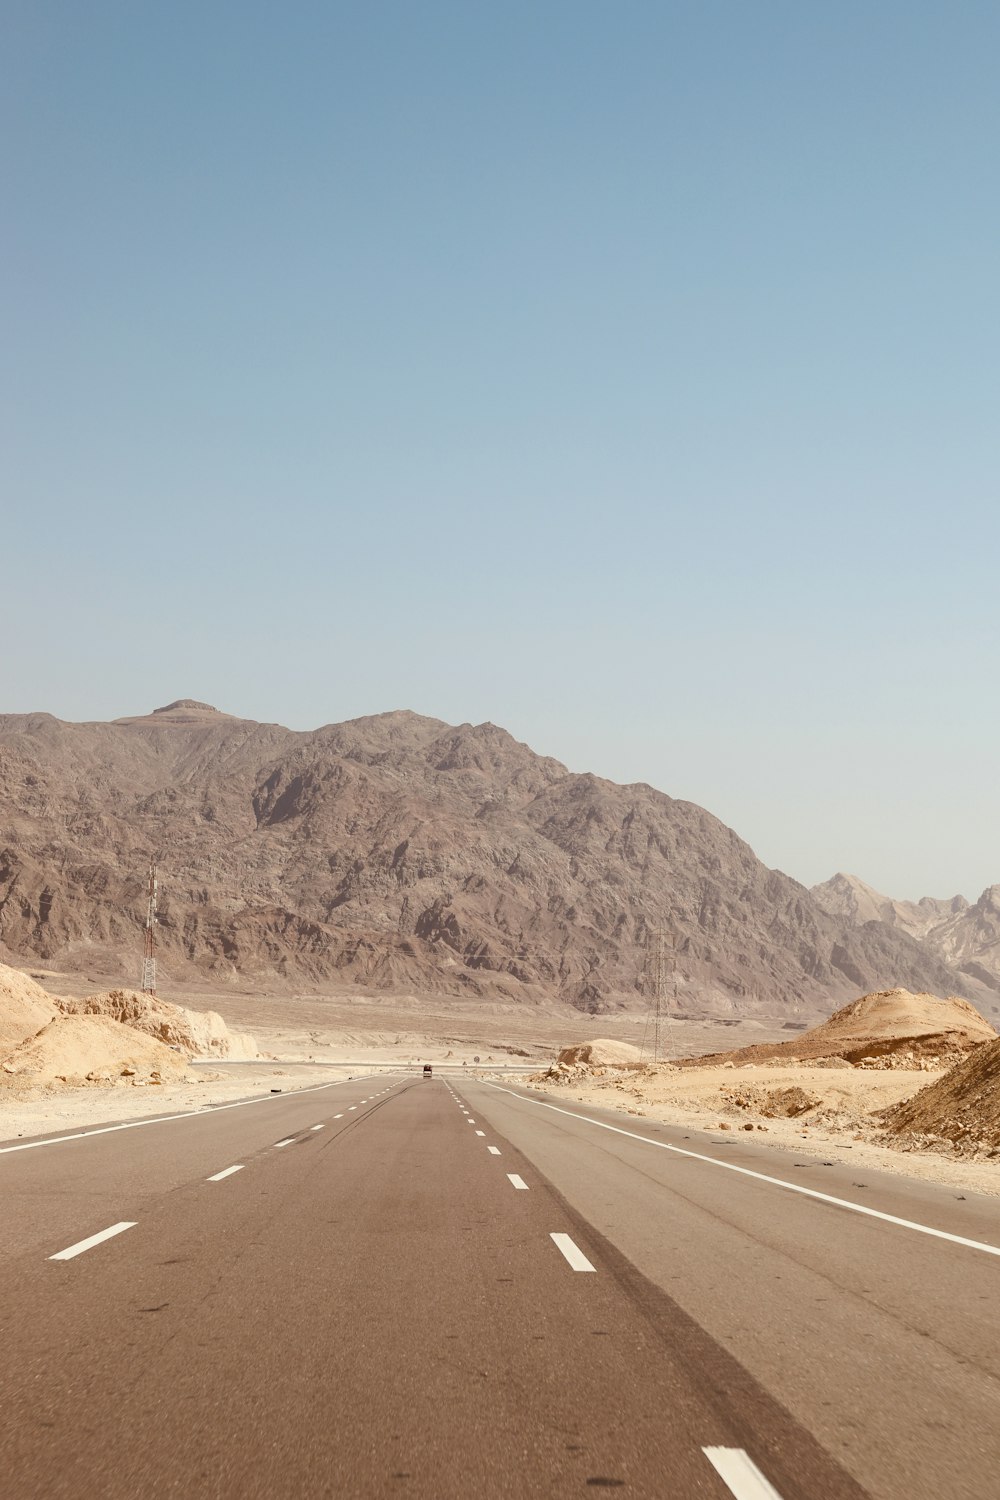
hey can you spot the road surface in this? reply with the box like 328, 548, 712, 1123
1, 1073, 997, 1498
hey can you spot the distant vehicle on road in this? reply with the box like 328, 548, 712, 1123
422, 1064, 432, 1077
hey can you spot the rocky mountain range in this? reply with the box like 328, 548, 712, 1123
811, 872, 1000, 997
0, 700, 994, 1020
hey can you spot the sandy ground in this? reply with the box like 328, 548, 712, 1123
523, 1062, 1000, 1198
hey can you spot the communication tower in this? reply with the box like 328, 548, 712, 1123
141, 861, 157, 995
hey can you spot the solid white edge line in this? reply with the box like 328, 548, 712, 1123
0, 1073, 386, 1156
507, 1173, 529, 1190
207, 1164, 244, 1182
550, 1232, 596, 1272
487, 1146, 502, 1155
702, 1447, 785, 1499
485, 1085, 1000, 1260
49, 1222, 137, 1261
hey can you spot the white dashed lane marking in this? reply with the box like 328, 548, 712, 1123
487, 1147, 501, 1156
334, 1114, 343, 1119
207, 1165, 244, 1182
550, 1233, 596, 1272
273, 1138, 296, 1149
310, 1125, 324, 1132
507, 1174, 529, 1190
702, 1447, 785, 1499
475, 1130, 485, 1136
49, 1222, 137, 1262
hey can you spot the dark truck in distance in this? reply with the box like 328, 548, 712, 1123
422, 1064, 432, 1077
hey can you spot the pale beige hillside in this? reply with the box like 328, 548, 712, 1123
0, 962, 258, 1106
557, 1038, 645, 1067
808, 989, 994, 1051
679, 988, 996, 1069
1, 1014, 193, 1084
56, 988, 259, 1059
0, 966, 59, 1052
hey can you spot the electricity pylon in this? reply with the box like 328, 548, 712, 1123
141, 862, 157, 995
641, 926, 674, 1064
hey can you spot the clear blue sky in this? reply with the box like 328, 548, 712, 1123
3, 2, 998, 900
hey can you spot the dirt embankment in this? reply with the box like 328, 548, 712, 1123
881, 1038, 1000, 1156
0, 963, 259, 1098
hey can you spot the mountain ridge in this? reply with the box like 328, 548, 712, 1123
0, 703, 991, 1019
812, 872, 1000, 998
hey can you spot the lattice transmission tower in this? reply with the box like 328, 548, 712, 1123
641, 927, 675, 1064
141, 861, 158, 995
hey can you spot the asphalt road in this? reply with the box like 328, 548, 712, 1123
1, 1074, 997, 1499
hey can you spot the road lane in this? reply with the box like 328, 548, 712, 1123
0, 1078, 859, 1499
0, 1074, 402, 1260
462, 1080, 1000, 1500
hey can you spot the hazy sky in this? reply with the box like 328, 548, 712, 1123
3, 3, 998, 900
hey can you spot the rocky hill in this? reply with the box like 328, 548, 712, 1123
812, 873, 1000, 998
676, 988, 996, 1069
0, 701, 988, 1018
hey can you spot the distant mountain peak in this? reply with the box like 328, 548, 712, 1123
111, 700, 240, 726
812, 872, 997, 1001
153, 700, 222, 715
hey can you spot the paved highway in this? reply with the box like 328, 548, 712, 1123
1, 1074, 997, 1498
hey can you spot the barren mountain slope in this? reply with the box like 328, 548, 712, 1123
0, 702, 984, 1017
813, 872, 1000, 995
